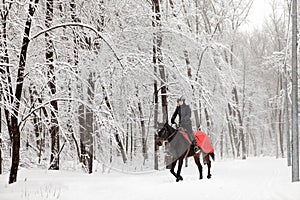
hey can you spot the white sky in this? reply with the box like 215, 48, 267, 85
242, 0, 273, 31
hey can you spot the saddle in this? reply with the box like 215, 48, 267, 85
178, 130, 192, 144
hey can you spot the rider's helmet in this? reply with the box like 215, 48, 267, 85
177, 95, 185, 103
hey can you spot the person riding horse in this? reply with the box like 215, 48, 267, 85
171, 96, 200, 154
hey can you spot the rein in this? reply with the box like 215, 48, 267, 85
165, 128, 177, 142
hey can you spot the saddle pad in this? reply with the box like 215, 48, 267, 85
178, 130, 192, 144
194, 130, 214, 154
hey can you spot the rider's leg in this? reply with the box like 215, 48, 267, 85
185, 127, 200, 153
192, 139, 200, 153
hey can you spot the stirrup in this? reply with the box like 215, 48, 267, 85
194, 146, 200, 154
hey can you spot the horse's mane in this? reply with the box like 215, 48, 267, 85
165, 123, 176, 133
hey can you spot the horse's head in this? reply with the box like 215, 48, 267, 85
155, 122, 175, 146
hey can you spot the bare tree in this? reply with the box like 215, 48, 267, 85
0, 108, 2, 174
7, 0, 39, 184
0, 0, 12, 175
291, 0, 299, 182
152, 0, 163, 169
46, 0, 60, 170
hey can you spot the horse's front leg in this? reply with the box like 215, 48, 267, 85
170, 160, 178, 179
176, 158, 184, 182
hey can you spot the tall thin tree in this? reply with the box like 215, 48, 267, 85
46, 0, 60, 170
8, 0, 39, 183
291, 0, 299, 182
152, 0, 160, 170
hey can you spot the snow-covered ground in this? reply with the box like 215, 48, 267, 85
1, 157, 299, 200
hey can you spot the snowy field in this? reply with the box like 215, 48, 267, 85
1, 157, 300, 200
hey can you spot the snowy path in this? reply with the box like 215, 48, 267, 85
1, 157, 299, 200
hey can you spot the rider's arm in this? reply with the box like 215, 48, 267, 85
171, 106, 179, 124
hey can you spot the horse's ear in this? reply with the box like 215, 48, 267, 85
157, 122, 164, 129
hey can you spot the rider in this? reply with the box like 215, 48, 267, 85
171, 96, 200, 154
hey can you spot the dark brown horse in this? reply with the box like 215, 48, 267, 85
155, 122, 214, 182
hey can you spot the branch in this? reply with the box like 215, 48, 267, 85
30, 22, 124, 69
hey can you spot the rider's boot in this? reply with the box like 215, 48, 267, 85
192, 140, 201, 154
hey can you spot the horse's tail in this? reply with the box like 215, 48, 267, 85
209, 153, 215, 161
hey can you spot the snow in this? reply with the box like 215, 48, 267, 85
1, 157, 300, 200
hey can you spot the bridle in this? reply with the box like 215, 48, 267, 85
159, 125, 177, 142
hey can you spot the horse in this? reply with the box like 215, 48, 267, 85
155, 122, 214, 182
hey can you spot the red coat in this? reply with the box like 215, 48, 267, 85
194, 130, 214, 154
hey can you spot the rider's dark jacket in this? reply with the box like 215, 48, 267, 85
171, 103, 193, 140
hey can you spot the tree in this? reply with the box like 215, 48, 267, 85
291, 0, 299, 182
83, 72, 95, 173
152, 0, 160, 170
46, 0, 60, 170
0, 0, 12, 176
7, 0, 39, 184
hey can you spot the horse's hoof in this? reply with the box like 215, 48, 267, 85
207, 174, 212, 179
176, 176, 183, 182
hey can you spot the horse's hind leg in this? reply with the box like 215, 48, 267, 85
204, 155, 212, 179
193, 154, 203, 179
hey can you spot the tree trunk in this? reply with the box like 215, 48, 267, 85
220, 128, 224, 159
277, 74, 284, 158
226, 106, 236, 158
0, 105, 2, 174
154, 76, 159, 169
130, 123, 134, 161
153, 0, 170, 169
278, 106, 284, 158
1, 1, 13, 140
291, 0, 299, 182
184, 50, 200, 128
79, 101, 94, 173
0, 11, 4, 172
46, 0, 59, 170
204, 108, 211, 133
125, 123, 129, 154
153, 0, 168, 122
29, 85, 43, 163
0, 1, 10, 146
152, 0, 159, 167
79, 104, 86, 162
284, 62, 291, 166
79, 74, 95, 173
84, 73, 94, 173
137, 89, 147, 161
9, 118, 20, 184
232, 86, 246, 159
102, 86, 127, 163
8, 0, 39, 184
69, 0, 82, 164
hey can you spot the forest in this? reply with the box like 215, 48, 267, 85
0, 0, 298, 184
